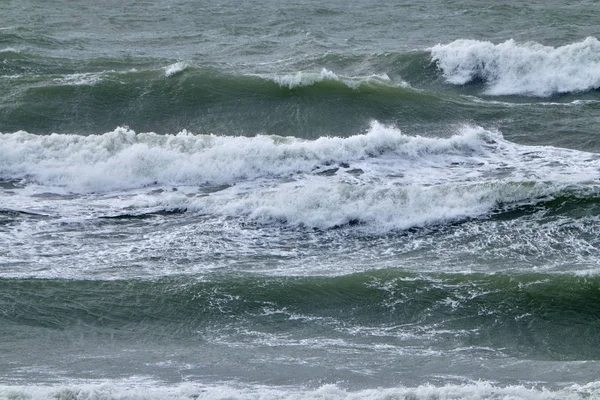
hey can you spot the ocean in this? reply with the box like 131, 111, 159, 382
2, 1, 600, 399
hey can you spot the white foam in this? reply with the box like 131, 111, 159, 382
1, 381, 599, 400
1, 122, 599, 232
175, 180, 557, 231
54, 72, 104, 86
266, 68, 397, 89
464, 96, 600, 108
0, 122, 497, 192
164, 61, 189, 77
431, 37, 600, 96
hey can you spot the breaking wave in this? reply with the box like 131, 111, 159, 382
263, 67, 400, 90
431, 37, 600, 96
2, 122, 599, 231
1, 381, 599, 400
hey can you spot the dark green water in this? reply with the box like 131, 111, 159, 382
4, 272, 600, 360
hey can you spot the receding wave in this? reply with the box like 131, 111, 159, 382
431, 37, 600, 96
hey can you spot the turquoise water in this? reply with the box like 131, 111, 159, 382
2, 1, 600, 399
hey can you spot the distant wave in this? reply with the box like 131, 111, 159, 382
165, 65, 406, 90
52, 72, 105, 86
431, 37, 600, 96
463, 96, 600, 108
8, 63, 410, 92
0, 63, 424, 135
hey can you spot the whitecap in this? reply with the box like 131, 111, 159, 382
1, 381, 599, 400
431, 37, 600, 96
2, 122, 599, 232
263, 68, 399, 89
164, 61, 189, 77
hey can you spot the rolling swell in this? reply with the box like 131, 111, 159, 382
0, 51, 456, 137
2, 272, 600, 360
4, 48, 598, 141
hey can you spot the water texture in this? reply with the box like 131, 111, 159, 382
2, 1, 600, 399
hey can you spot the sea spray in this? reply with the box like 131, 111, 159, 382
2, 122, 599, 233
1, 122, 598, 192
431, 37, 600, 96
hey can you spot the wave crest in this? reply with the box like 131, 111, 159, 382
0, 122, 499, 191
431, 37, 600, 96
266, 68, 398, 90
2, 122, 599, 232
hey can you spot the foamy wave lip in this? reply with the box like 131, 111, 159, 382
164, 61, 189, 77
431, 37, 600, 96
266, 68, 402, 90
0, 122, 500, 193
1, 381, 599, 400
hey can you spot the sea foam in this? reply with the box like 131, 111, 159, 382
1, 381, 599, 400
176, 179, 557, 231
0, 122, 496, 192
164, 61, 190, 77
2, 122, 599, 231
267, 68, 397, 89
54, 72, 104, 86
431, 37, 600, 96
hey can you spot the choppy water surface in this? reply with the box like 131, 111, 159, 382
2, 1, 600, 399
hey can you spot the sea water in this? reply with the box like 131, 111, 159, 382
2, 1, 600, 399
